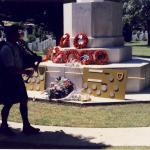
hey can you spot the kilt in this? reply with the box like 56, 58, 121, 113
0, 72, 28, 105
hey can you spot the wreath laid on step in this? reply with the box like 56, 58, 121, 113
59, 33, 70, 48
93, 50, 109, 65
52, 46, 60, 55
46, 47, 54, 60
73, 33, 88, 49
47, 46, 61, 61
66, 50, 80, 62
52, 51, 67, 63
79, 50, 93, 65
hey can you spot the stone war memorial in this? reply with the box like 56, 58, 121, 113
27, 0, 150, 104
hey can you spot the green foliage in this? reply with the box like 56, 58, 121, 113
34, 26, 42, 38
123, 22, 132, 42
122, 0, 150, 45
27, 34, 36, 43
123, 0, 150, 26
123, 1, 139, 26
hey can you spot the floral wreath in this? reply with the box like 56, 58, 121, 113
59, 33, 70, 48
46, 48, 54, 60
79, 50, 93, 65
73, 33, 88, 49
52, 46, 60, 54
93, 50, 109, 65
66, 50, 80, 62
51, 47, 67, 63
52, 51, 67, 63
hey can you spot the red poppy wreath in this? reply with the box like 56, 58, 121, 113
46, 47, 54, 60
79, 50, 93, 65
52, 47, 61, 55
73, 33, 88, 49
66, 50, 80, 62
52, 51, 67, 63
93, 50, 109, 65
59, 33, 70, 48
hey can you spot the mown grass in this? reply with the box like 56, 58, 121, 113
1, 101, 150, 128
125, 41, 150, 57
33, 50, 44, 56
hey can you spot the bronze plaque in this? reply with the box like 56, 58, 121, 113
82, 68, 127, 100
23, 66, 46, 91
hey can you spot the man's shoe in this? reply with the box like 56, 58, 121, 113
23, 126, 40, 134
0, 125, 15, 136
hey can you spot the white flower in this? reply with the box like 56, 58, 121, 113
78, 34, 83, 39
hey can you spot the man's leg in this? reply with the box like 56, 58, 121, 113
19, 100, 30, 127
1, 103, 13, 127
20, 100, 40, 134
0, 103, 15, 135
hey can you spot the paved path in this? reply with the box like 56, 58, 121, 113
0, 121, 150, 148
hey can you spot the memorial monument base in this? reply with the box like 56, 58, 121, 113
26, 0, 150, 102
40, 57, 150, 94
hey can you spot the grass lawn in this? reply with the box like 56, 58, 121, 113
1, 101, 150, 128
33, 50, 44, 56
125, 41, 150, 57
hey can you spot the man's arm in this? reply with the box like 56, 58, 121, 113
0, 45, 26, 75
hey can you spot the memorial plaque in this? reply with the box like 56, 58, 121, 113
23, 66, 46, 91
82, 68, 127, 99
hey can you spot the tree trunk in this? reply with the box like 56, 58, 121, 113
147, 20, 150, 46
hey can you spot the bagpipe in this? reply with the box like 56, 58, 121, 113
16, 40, 42, 83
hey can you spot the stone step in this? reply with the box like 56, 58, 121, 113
61, 46, 132, 63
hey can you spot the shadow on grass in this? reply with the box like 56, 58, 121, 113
121, 56, 150, 64
0, 128, 111, 149
132, 45, 150, 47
132, 55, 150, 58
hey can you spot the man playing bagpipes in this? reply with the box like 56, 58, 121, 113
0, 24, 47, 135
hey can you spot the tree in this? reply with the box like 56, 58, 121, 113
123, 22, 132, 42
122, 0, 150, 45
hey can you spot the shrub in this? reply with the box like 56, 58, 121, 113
123, 23, 132, 42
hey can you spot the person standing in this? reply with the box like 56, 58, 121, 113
0, 24, 41, 135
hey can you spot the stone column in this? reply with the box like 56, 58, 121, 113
64, 0, 124, 48
63, 0, 132, 63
